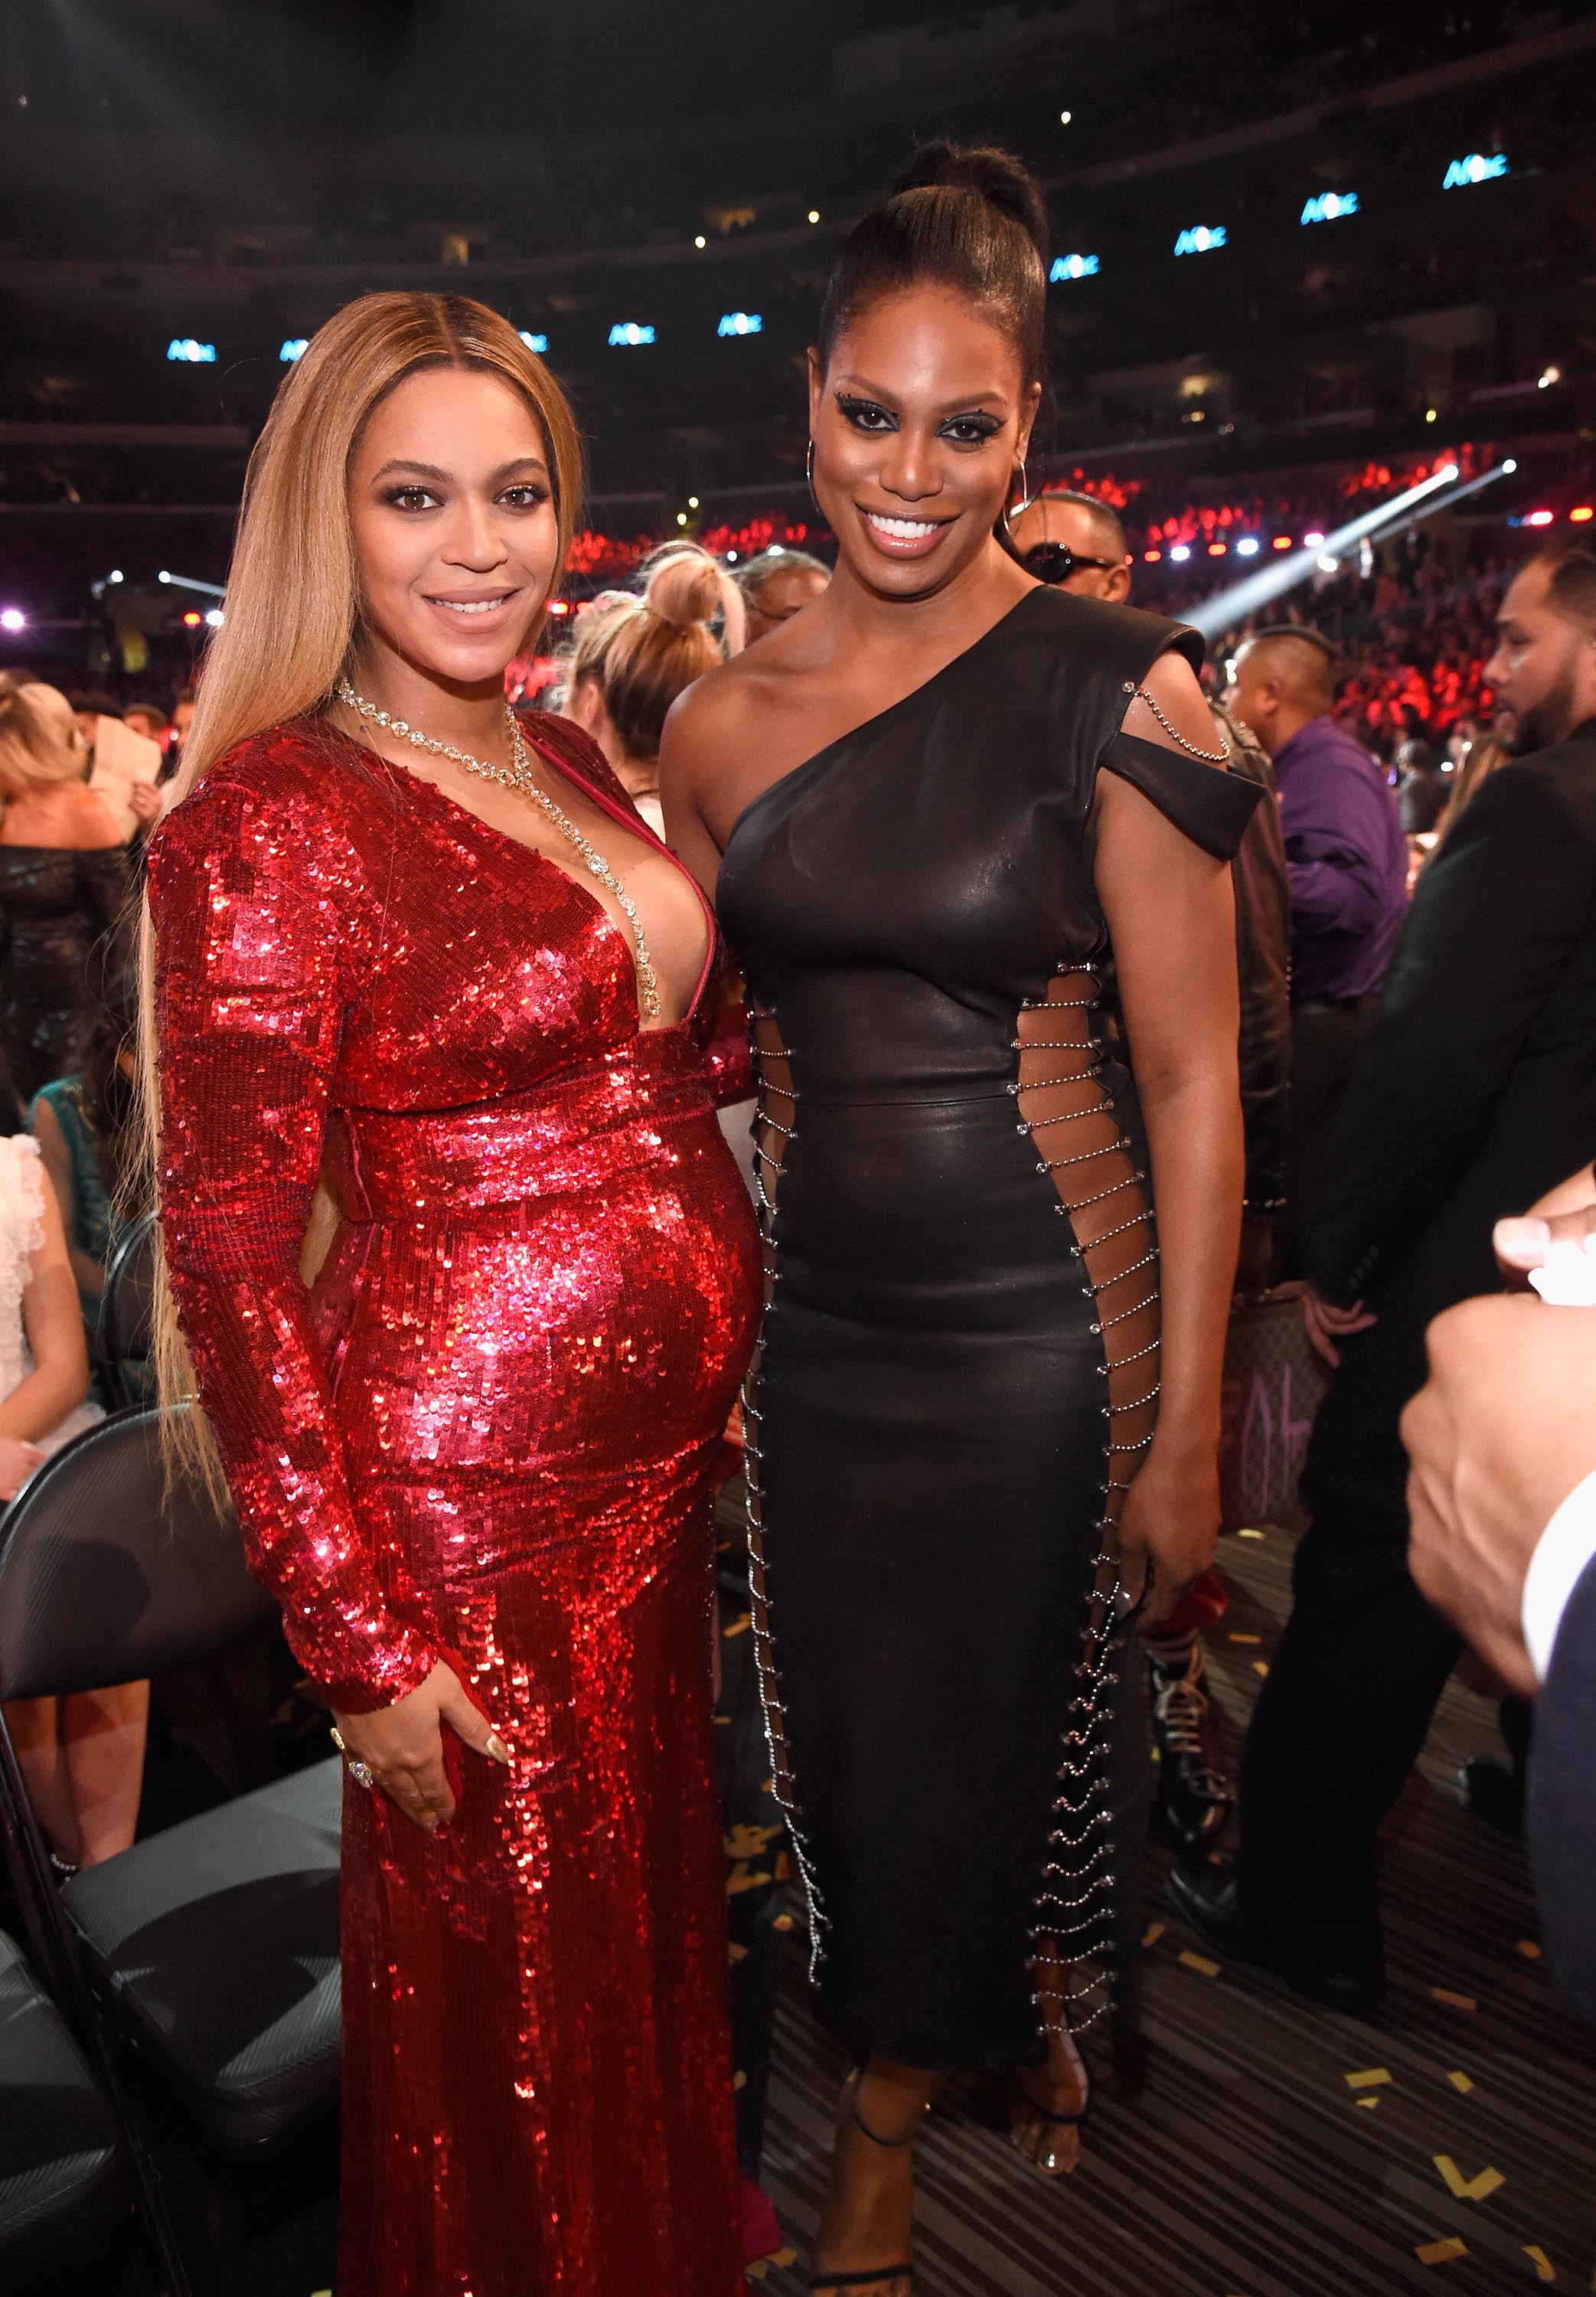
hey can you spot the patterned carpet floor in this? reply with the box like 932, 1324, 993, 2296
746, 1522, 1596, 2297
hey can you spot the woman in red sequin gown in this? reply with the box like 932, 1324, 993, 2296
144, 294, 759, 2296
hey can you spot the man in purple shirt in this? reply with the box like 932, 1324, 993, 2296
1227, 626, 1408, 1266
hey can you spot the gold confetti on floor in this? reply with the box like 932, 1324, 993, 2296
723, 1611, 752, 1638
1434, 2154, 1505, 2202
1523, 2243, 1555, 2282
1143, 1920, 1167, 1948
773, 1911, 795, 1932
729, 1942, 749, 1963
1447, 2070, 1475, 2093
1415, 2236, 1469, 2266
1228, 1631, 1262, 1644
1237, 1527, 1266, 1540
726, 1862, 773, 1895
1178, 1949, 1221, 1977
1518, 1939, 1545, 1960
733, 2069, 748, 2090
1345, 2067, 1391, 2090
1356, 2096, 1379, 2109
1431, 1987, 1478, 2011
1252, 1660, 1270, 1678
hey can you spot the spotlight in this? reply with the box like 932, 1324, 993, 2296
204, 608, 225, 627
1236, 537, 1260, 557
1303, 531, 1325, 547
1170, 544, 1191, 562
1504, 459, 1518, 474
694, 235, 707, 249
1272, 536, 1294, 550
687, 496, 700, 509
1425, 408, 1438, 423
181, 610, 203, 627
517, 332, 548, 354
1539, 365, 1562, 390
726, 550, 739, 561
0, 608, 25, 632
108, 569, 123, 584
1059, 109, 1072, 124
279, 338, 309, 363
1572, 507, 1594, 524
158, 570, 171, 583
1317, 554, 1340, 573
1207, 542, 1226, 557
676, 511, 689, 527
807, 210, 821, 224
1144, 548, 1162, 562
1526, 509, 1555, 526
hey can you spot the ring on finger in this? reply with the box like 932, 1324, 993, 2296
347, 1759, 376, 1791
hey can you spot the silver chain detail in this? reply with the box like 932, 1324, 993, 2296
1123, 681, 1231, 764
335, 680, 661, 1021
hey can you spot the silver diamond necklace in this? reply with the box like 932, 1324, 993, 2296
335, 679, 661, 1021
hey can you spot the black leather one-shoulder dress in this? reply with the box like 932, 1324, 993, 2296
716, 584, 1260, 2067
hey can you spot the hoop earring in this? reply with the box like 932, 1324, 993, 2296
1003, 458, 1030, 539
805, 437, 819, 515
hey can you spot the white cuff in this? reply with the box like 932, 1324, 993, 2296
1522, 1469, 1596, 1683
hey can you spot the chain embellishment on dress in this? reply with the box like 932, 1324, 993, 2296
335, 681, 662, 1020
1121, 681, 1231, 764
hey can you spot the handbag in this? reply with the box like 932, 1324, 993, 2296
1218, 1285, 1329, 1534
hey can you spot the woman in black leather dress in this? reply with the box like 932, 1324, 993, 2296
664, 145, 1260, 2296
0, 681, 131, 1102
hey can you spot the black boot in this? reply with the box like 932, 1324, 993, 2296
1147, 1639, 1234, 1857
1167, 1861, 1385, 2014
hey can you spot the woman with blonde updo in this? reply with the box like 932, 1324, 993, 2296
561, 541, 746, 834
0, 678, 130, 1103
143, 291, 759, 2296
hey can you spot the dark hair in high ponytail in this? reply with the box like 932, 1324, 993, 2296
817, 141, 1050, 387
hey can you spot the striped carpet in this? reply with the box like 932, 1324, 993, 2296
746, 1523, 1596, 2296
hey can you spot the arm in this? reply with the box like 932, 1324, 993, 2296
31, 1093, 103, 1304
658, 679, 735, 900
149, 772, 440, 1714
1098, 654, 1245, 1616
1305, 766, 1595, 1305
0, 1146, 89, 1450
1280, 764, 1391, 939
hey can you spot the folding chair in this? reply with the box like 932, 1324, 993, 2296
0, 1403, 343, 2295
0, 1926, 133, 2290
99, 1212, 158, 1411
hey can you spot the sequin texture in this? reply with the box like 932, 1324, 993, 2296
149, 714, 760, 2297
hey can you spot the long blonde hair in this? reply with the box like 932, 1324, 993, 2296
140, 291, 586, 1498
563, 542, 745, 760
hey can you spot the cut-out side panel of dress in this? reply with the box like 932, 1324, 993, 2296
741, 1003, 829, 1975
1013, 962, 1159, 2036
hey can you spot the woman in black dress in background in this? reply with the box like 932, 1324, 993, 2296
664, 145, 1260, 2295
0, 679, 129, 1102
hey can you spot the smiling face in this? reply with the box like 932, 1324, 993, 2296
808, 286, 1039, 603
347, 364, 561, 695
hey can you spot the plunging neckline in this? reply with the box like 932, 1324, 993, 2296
327, 720, 717, 1032
723, 586, 1042, 855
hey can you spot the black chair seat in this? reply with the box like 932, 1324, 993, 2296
0, 1928, 130, 2275
63, 1759, 343, 2150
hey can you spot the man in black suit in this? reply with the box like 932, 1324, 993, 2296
1169, 546, 1596, 2006
1402, 1191, 1596, 2025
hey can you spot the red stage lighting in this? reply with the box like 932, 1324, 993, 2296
1272, 535, 1294, 550
1571, 507, 1594, 524
1207, 542, 1226, 556
181, 609, 203, 626
1144, 548, 1163, 562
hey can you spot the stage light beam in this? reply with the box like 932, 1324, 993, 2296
1189, 462, 1471, 639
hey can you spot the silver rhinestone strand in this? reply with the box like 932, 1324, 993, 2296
336, 680, 661, 1021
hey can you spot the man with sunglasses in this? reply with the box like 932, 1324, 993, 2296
1011, 488, 1292, 1864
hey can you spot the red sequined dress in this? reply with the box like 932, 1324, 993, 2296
148, 714, 759, 2297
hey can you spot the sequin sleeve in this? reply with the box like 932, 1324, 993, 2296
147, 747, 440, 1713
694, 979, 755, 1106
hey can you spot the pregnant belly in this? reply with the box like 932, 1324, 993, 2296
325, 1122, 760, 1491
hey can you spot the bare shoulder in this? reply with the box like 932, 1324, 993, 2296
1123, 644, 1228, 767
661, 642, 792, 791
